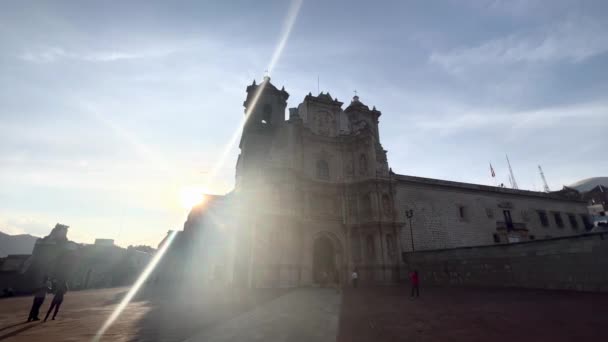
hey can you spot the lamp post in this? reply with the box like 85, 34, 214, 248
405, 209, 415, 252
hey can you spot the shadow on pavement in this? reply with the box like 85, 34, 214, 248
102, 290, 131, 306
0, 321, 28, 333
130, 284, 290, 342
0, 322, 42, 341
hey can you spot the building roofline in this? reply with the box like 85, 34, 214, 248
402, 231, 605, 255
394, 173, 586, 203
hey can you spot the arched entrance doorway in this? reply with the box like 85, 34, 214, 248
313, 236, 335, 284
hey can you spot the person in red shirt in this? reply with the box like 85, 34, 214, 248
409, 270, 420, 298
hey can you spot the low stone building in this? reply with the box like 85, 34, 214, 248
0, 224, 152, 293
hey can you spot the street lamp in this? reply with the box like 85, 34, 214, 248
405, 209, 415, 252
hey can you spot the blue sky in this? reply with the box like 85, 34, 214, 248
1, 0, 607, 246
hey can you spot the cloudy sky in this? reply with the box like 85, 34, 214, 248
1, 0, 607, 246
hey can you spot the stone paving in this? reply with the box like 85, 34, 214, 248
1, 285, 607, 341
0, 286, 338, 342
184, 288, 340, 342
338, 286, 608, 342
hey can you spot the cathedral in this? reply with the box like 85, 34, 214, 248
156, 77, 590, 288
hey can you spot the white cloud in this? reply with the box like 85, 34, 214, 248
430, 17, 608, 72
411, 100, 608, 137
19, 46, 176, 63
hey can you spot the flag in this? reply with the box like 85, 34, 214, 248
489, 163, 495, 177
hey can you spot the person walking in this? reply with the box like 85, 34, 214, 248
409, 270, 420, 298
27, 276, 51, 322
351, 269, 359, 288
44, 280, 68, 321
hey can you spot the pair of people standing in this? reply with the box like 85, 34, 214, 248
27, 276, 51, 321
27, 277, 69, 322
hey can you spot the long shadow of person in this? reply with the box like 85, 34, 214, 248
0, 323, 42, 341
0, 322, 28, 333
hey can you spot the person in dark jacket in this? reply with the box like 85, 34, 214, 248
409, 270, 420, 298
27, 276, 51, 322
44, 280, 69, 321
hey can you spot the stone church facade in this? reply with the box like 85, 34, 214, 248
164, 77, 590, 288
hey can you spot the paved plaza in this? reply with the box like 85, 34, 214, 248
0, 285, 607, 341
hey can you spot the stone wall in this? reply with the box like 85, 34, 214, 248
403, 232, 608, 292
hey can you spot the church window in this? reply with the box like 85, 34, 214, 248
261, 104, 272, 124
553, 212, 564, 228
359, 154, 367, 176
316, 159, 329, 180
493, 233, 500, 243
537, 210, 549, 227
458, 205, 467, 220
568, 214, 578, 229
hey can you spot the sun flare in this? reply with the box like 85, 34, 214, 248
179, 186, 207, 209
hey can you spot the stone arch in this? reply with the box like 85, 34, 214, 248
311, 231, 344, 284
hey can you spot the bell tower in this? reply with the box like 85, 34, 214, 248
242, 76, 289, 130
236, 76, 289, 189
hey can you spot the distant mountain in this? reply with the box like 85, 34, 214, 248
569, 177, 608, 192
0, 231, 40, 257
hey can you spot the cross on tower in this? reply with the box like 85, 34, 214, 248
354, 90, 358, 96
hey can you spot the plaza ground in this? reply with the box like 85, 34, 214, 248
0, 285, 607, 341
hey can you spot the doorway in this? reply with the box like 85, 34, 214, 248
313, 236, 335, 284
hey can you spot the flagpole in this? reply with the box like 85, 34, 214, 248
489, 162, 497, 187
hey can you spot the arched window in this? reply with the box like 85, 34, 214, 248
261, 104, 272, 124
359, 154, 367, 175
316, 159, 329, 180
